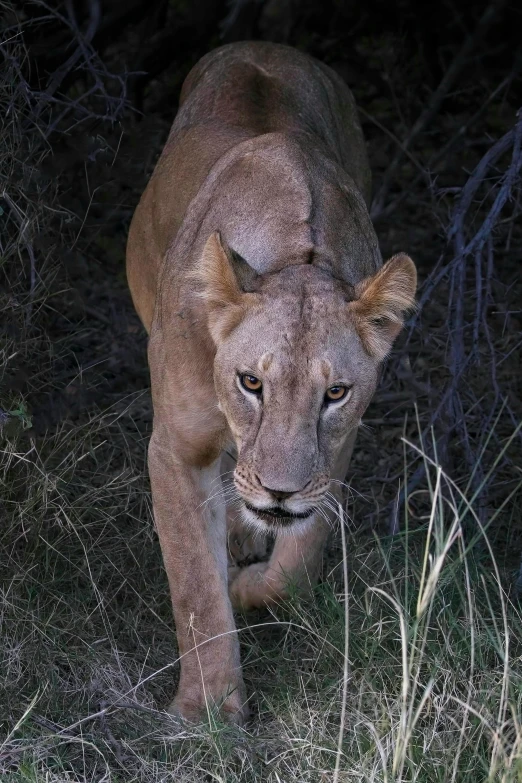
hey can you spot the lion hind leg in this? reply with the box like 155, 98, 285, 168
228, 519, 329, 611
227, 505, 269, 565
229, 429, 358, 611
222, 449, 269, 567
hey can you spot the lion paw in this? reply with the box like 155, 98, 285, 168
229, 562, 287, 611
227, 507, 268, 566
167, 685, 248, 726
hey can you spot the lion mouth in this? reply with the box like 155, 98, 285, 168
244, 502, 315, 525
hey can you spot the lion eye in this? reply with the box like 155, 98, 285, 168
325, 385, 350, 403
240, 374, 263, 394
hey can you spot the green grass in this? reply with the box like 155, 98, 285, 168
1, 418, 522, 781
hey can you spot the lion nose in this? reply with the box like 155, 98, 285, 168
261, 486, 296, 502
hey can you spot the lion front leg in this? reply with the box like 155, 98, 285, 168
148, 431, 248, 725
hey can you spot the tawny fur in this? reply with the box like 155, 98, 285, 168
350, 253, 417, 360
126, 41, 416, 727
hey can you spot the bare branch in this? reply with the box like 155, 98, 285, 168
371, 1, 507, 219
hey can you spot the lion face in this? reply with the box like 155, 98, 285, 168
197, 232, 416, 532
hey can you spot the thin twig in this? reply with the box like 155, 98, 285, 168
376, 62, 522, 221
34, 0, 101, 114
333, 502, 350, 783
371, 1, 506, 218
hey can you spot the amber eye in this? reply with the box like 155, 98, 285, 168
239, 374, 263, 395
325, 385, 350, 403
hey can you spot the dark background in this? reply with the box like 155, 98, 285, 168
4, 0, 520, 542
1, 0, 521, 585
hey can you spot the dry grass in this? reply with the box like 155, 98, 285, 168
1, 426, 521, 781
1, 3, 522, 781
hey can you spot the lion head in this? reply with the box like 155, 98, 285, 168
195, 231, 416, 532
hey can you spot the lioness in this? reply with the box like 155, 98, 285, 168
126, 41, 416, 725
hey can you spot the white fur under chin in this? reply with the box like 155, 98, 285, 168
240, 503, 317, 537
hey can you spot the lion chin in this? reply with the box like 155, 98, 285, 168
240, 501, 318, 536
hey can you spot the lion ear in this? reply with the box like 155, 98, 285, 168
193, 231, 260, 343
349, 253, 417, 361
